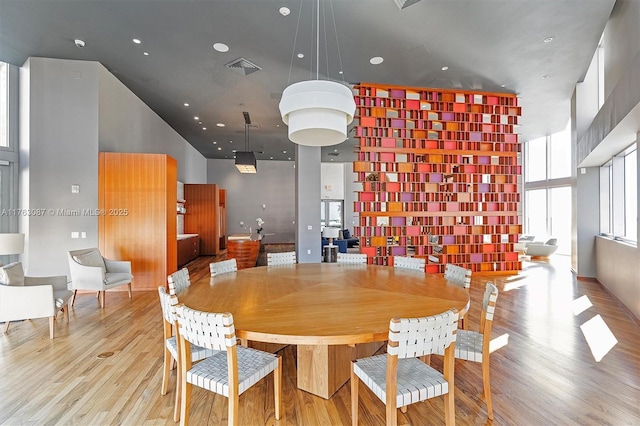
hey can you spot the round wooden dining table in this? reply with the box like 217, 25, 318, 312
180, 262, 469, 399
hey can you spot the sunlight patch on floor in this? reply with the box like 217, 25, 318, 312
572, 295, 593, 316
580, 314, 618, 362
489, 333, 509, 353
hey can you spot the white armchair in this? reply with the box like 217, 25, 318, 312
0, 262, 73, 339
68, 248, 133, 308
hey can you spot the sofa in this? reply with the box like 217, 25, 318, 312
525, 238, 558, 257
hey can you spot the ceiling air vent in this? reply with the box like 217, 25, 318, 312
225, 57, 262, 76
393, 0, 421, 10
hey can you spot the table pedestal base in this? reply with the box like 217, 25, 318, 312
296, 342, 384, 399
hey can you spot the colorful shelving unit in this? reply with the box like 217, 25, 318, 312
353, 83, 522, 274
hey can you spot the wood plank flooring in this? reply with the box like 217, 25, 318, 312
1, 255, 639, 425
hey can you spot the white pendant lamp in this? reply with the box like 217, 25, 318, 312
279, 0, 355, 147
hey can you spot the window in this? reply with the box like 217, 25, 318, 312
600, 143, 637, 243
0, 62, 19, 235
523, 119, 573, 254
321, 200, 343, 229
0, 62, 7, 147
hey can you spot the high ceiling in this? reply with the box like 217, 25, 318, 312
0, 0, 615, 163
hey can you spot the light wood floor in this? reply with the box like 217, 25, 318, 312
1, 255, 639, 425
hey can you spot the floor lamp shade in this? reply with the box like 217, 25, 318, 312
0, 233, 25, 255
279, 80, 356, 147
322, 227, 340, 245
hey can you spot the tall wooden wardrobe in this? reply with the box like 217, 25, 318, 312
184, 184, 226, 255
98, 152, 177, 291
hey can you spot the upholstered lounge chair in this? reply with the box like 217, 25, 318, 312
68, 248, 133, 308
525, 238, 558, 257
0, 262, 72, 339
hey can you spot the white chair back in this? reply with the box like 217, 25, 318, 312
175, 305, 236, 351
157, 286, 178, 324
393, 255, 425, 271
336, 252, 367, 264
387, 309, 459, 359
444, 263, 472, 289
167, 268, 190, 296
267, 251, 296, 266
210, 259, 238, 277
482, 282, 499, 321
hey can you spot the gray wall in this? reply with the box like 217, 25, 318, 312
19, 57, 207, 276
19, 58, 100, 276
574, 0, 640, 319
97, 67, 206, 184
295, 145, 321, 263
207, 159, 296, 240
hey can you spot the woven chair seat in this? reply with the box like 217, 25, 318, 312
353, 355, 449, 408
186, 346, 279, 397
166, 336, 219, 362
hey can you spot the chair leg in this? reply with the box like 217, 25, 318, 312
71, 290, 77, 307
100, 291, 105, 308
180, 381, 191, 426
174, 360, 182, 423
49, 316, 55, 339
274, 356, 282, 420
400, 406, 407, 414
350, 363, 359, 426
64, 306, 70, 323
483, 358, 493, 420
161, 347, 171, 396
444, 389, 455, 426
127, 283, 132, 299
4, 321, 10, 333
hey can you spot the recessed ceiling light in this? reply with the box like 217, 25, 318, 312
194, 116, 199, 120
283, 150, 287, 154
370, 56, 384, 65
183, 103, 190, 107
542, 74, 550, 80
213, 43, 229, 53
212, 141, 217, 144
270, 156, 274, 160
217, 147, 222, 151
198, 121, 202, 124
543, 37, 554, 43
279, 6, 291, 16
500, 84, 506, 88
232, 149, 237, 153
288, 157, 291, 160
333, 149, 338, 152
297, 53, 304, 59
202, 127, 207, 130
441, 66, 449, 71
216, 123, 225, 127
143, 52, 149, 56
74, 39, 85, 48
338, 71, 343, 74
132, 38, 141, 44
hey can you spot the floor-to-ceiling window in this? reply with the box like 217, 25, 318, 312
524, 120, 572, 255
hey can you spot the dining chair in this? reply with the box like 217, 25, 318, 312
210, 259, 238, 277
336, 252, 367, 264
167, 268, 191, 296
157, 287, 219, 422
444, 263, 472, 328
392, 255, 425, 271
435, 282, 499, 420
351, 309, 459, 426
267, 251, 296, 266
175, 305, 281, 426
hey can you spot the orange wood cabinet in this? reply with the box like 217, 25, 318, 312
184, 184, 224, 255
353, 83, 522, 274
98, 152, 177, 291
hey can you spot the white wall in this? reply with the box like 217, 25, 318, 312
321, 163, 345, 200
19, 57, 207, 276
595, 236, 640, 319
